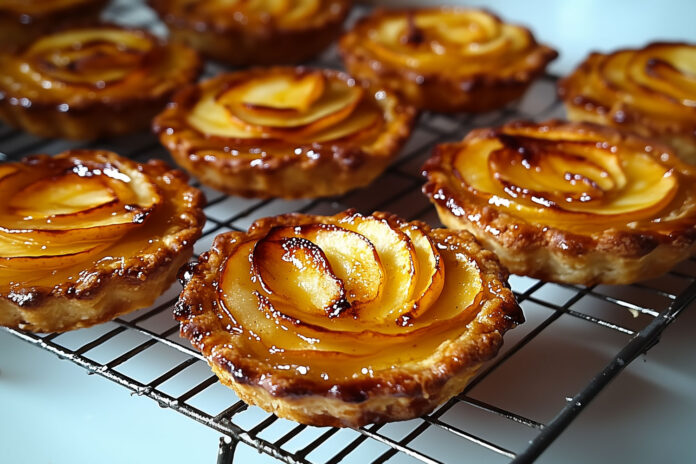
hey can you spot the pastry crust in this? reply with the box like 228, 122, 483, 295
558, 42, 696, 164
176, 209, 522, 427
148, 0, 351, 66
0, 150, 206, 333
422, 120, 696, 285
153, 67, 416, 198
339, 7, 557, 113
0, 0, 108, 51
0, 25, 201, 140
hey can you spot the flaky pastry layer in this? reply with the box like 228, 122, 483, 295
558, 42, 696, 164
149, 0, 351, 65
0, 150, 206, 332
0, 25, 201, 140
422, 120, 696, 285
153, 67, 416, 198
339, 7, 557, 112
175, 210, 522, 427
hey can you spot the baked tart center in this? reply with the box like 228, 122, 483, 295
23, 29, 155, 88
215, 212, 486, 380
186, 68, 383, 144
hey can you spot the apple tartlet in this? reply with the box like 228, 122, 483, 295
339, 7, 558, 113
0, 150, 206, 333
176, 210, 522, 427
559, 42, 696, 164
148, 0, 351, 66
153, 67, 416, 198
422, 120, 696, 286
0, 0, 108, 50
0, 25, 201, 140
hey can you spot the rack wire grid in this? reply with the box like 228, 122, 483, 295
2, 1, 696, 463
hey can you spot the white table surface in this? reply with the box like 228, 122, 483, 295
2, 1, 696, 463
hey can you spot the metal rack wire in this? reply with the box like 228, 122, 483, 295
2, 1, 696, 463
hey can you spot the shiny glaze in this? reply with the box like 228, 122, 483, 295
438, 121, 696, 235
208, 212, 487, 390
0, 151, 192, 296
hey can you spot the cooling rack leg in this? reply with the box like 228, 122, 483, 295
217, 436, 239, 464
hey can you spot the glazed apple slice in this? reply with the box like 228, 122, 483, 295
0, 158, 160, 244
341, 214, 418, 322
392, 223, 444, 324
9, 172, 117, 218
27, 29, 153, 86
252, 234, 350, 318
265, 224, 385, 307
220, 73, 363, 133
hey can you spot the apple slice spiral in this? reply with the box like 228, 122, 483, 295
339, 7, 557, 112
154, 67, 416, 198
0, 149, 206, 333
0, 152, 160, 274
176, 210, 521, 427
559, 42, 696, 163
423, 120, 696, 285
0, 25, 200, 139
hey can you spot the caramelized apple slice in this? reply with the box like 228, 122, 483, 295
221, 75, 363, 133
299, 101, 381, 144
265, 224, 384, 306
392, 224, 444, 324
225, 71, 326, 113
26, 29, 153, 86
9, 173, 117, 218
188, 90, 267, 139
252, 234, 350, 318
0, 157, 161, 244
341, 215, 418, 322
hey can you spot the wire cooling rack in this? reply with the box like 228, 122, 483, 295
2, 1, 696, 463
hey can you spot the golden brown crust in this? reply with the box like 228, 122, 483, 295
558, 42, 696, 164
0, 150, 206, 332
339, 7, 557, 113
422, 120, 696, 285
153, 67, 416, 198
0, 0, 108, 51
176, 209, 522, 427
0, 24, 201, 140
149, 0, 351, 66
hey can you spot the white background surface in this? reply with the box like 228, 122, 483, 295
2, 1, 696, 463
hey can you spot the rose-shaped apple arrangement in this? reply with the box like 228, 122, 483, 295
423, 120, 696, 285
0, 150, 205, 332
154, 67, 415, 198
340, 7, 557, 112
559, 42, 696, 163
0, 25, 200, 139
176, 210, 522, 427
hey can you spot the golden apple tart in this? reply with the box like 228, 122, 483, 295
339, 7, 558, 113
0, 25, 201, 140
176, 210, 522, 427
423, 120, 696, 286
559, 42, 696, 164
153, 67, 416, 198
0, 0, 108, 50
148, 0, 352, 66
0, 150, 206, 333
